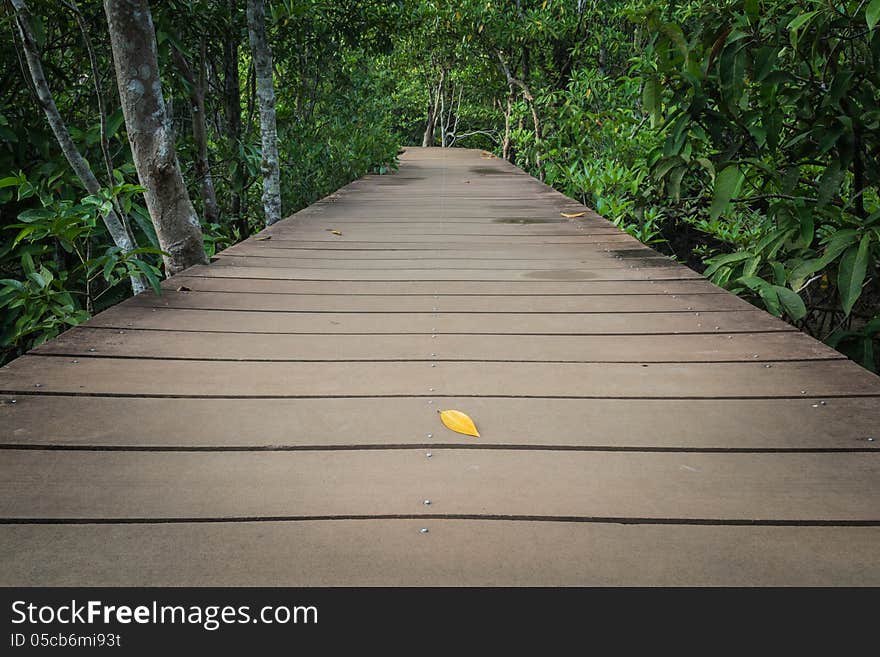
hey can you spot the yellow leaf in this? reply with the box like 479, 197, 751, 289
326, 229, 343, 236
560, 211, 586, 218
438, 409, 480, 438
254, 235, 272, 241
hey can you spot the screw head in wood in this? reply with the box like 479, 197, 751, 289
426, 452, 433, 457
423, 500, 431, 505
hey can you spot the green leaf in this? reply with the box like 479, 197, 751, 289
788, 11, 818, 32
703, 251, 751, 278
788, 11, 818, 48
773, 286, 806, 321
642, 76, 661, 127
26, 271, 47, 289
823, 228, 859, 262
667, 166, 687, 201
838, 234, 871, 316
20, 252, 35, 276
758, 285, 782, 317
867, 0, 880, 30
709, 165, 744, 220
817, 161, 844, 206
769, 262, 786, 286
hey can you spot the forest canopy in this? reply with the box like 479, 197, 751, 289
1, 0, 879, 369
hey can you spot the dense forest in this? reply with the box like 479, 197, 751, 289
1, 0, 879, 369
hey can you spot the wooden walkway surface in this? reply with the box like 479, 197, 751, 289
1, 147, 879, 585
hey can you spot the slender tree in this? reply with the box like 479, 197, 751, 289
223, 0, 246, 236
247, 0, 282, 226
103, 0, 208, 275
421, 71, 443, 148
10, 0, 146, 294
171, 39, 220, 225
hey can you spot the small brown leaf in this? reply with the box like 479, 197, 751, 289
438, 409, 480, 438
175, 286, 191, 292
327, 229, 343, 236
255, 235, 272, 241
560, 211, 587, 218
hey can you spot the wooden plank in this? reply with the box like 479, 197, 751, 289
129, 290, 749, 312
2, 357, 878, 397
82, 305, 792, 334
31, 327, 841, 362
184, 265, 702, 281
221, 246, 663, 258
238, 235, 638, 246
1, 449, 878, 520
3, 521, 877, 586
164, 276, 720, 295
212, 241, 634, 251
210, 256, 677, 270
3, 394, 876, 449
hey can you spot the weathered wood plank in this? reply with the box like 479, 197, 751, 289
164, 276, 720, 295
191, 265, 694, 281
82, 305, 792, 334
3, 395, 876, 449
128, 290, 749, 313
2, 357, 878, 397
2, 449, 878, 520
3, 521, 877, 586
31, 326, 838, 361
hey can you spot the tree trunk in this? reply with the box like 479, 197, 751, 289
421, 74, 442, 148
502, 92, 513, 161
224, 0, 246, 236
497, 52, 543, 179
171, 40, 220, 225
439, 82, 447, 148
421, 101, 436, 147
246, 0, 282, 226
11, 0, 146, 295
103, 0, 208, 276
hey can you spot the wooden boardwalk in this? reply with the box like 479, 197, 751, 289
1, 147, 879, 585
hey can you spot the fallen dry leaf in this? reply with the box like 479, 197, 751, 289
438, 409, 480, 437
175, 286, 191, 292
255, 235, 272, 241
328, 230, 343, 236
560, 211, 587, 218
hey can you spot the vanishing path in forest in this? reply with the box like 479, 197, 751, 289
1, 147, 879, 585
